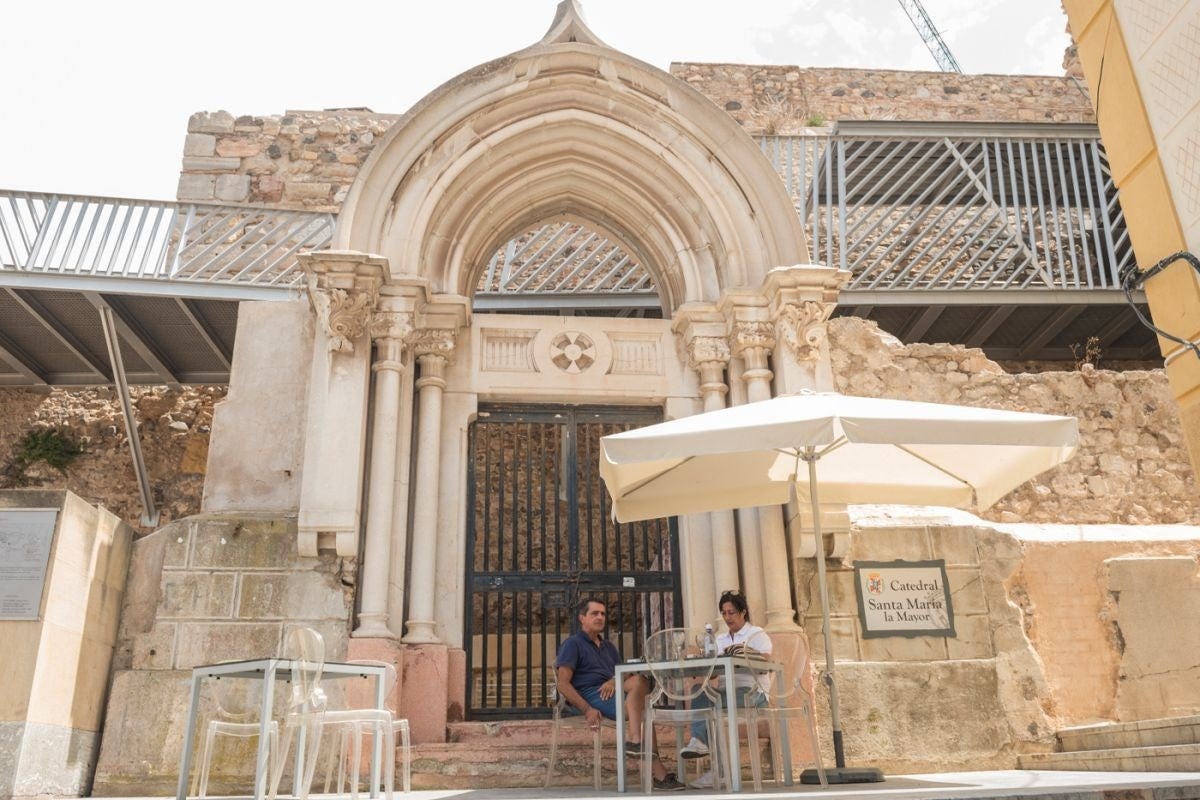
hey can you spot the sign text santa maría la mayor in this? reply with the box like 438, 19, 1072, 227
853, 559, 955, 639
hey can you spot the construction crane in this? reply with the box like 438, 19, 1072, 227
897, 0, 963, 73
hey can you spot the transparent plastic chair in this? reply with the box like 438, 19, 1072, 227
641, 628, 726, 793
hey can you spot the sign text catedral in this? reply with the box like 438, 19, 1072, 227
853, 559, 955, 639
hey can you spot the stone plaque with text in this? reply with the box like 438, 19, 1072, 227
853, 559, 955, 638
0, 508, 59, 620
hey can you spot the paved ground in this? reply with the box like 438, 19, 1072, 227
122, 770, 1200, 800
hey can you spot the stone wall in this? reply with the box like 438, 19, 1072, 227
176, 69, 1094, 211
0, 387, 223, 532
92, 514, 354, 796
669, 64, 1095, 134
178, 110, 400, 212
828, 317, 1200, 525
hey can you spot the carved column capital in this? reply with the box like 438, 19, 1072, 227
301, 251, 388, 355
412, 328, 458, 361
370, 310, 414, 369
730, 320, 776, 360
775, 299, 833, 362
687, 335, 731, 370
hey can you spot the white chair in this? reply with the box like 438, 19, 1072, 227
545, 664, 612, 790
322, 659, 410, 796
744, 636, 828, 789
191, 677, 280, 798
640, 628, 726, 793
268, 627, 327, 800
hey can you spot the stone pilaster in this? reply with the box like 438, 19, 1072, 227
762, 264, 849, 393
297, 251, 387, 557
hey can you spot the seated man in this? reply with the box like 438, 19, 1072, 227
555, 597, 684, 791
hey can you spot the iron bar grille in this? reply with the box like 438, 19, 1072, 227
0, 191, 333, 289
464, 406, 681, 719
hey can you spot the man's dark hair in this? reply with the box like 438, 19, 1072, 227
576, 596, 606, 617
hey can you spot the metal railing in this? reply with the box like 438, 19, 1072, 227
760, 126, 1134, 293
0, 190, 333, 291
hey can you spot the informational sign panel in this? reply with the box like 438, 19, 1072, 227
0, 508, 59, 620
853, 559, 954, 639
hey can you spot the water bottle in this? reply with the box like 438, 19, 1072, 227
702, 623, 716, 657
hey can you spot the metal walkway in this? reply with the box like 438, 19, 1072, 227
0, 121, 1154, 388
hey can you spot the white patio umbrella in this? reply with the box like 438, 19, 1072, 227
599, 391, 1078, 780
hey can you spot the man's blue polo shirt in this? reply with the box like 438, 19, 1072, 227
556, 628, 620, 691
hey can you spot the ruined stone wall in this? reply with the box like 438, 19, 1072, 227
177, 110, 400, 212
670, 64, 1095, 133
828, 317, 1200, 525
176, 69, 1094, 210
0, 387, 222, 532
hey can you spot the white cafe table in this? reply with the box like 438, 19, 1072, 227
614, 654, 789, 793
176, 658, 389, 800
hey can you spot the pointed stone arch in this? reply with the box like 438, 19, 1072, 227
334, 4, 809, 315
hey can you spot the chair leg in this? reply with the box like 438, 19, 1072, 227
545, 713, 560, 788
398, 721, 411, 794
641, 710, 654, 794
268, 723, 296, 800
194, 724, 216, 799
747, 718, 764, 792
591, 725, 602, 791
804, 705, 828, 788
298, 722, 323, 800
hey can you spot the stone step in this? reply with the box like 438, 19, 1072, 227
1056, 715, 1200, 752
410, 740, 621, 789
1019, 743, 1200, 772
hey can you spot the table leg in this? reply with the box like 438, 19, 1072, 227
615, 669, 626, 793
176, 673, 203, 800
724, 662, 741, 792
258, 666, 276, 800
370, 671, 384, 798
779, 715, 794, 786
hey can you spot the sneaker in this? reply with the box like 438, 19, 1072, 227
679, 736, 709, 759
688, 769, 714, 789
653, 772, 686, 791
624, 740, 644, 757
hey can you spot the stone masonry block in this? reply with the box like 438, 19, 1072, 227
183, 133, 216, 157
188, 111, 235, 134
182, 156, 241, 172
162, 521, 191, 568
176, 174, 215, 202
283, 182, 332, 201
215, 174, 251, 203
929, 526, 981, 566
174, 622, 281, 669
238, 571, 349, 620
130, 622, 175, 670
946, 614, 993, 659
159, 572, 236, 618
189, 517, 304, 570
859, 629, 948, 661
805, 615, 858, 662
851, 527, 933, 562
947, 567, 988, 615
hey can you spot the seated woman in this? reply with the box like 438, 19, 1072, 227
679, 589, 771, 789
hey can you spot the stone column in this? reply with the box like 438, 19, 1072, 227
728, 312, 800, 632
687, 335, 741, 612
297, 251, 387, 557
727, 357, 768, 623
354, 295, 415, 639
403, 327, 457, 645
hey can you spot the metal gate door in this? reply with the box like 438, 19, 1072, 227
465, 405, 681, 719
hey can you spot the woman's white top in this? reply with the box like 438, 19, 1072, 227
716, 623, 772, 691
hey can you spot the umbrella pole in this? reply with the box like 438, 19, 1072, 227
804, 452, 845, 768
800, 449, 884, 785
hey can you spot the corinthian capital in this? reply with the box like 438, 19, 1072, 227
301, 251, 388, 355
412, 328, 458, 362
775, 300, 833, 362
730, 320, 776, 358
687, 336, 730, 370
369, 310, 414, 343
310, 284, 377, 354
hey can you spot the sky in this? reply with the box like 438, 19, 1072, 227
0, 1, 1071, 201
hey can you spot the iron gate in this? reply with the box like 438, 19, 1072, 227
464, 405, 681, 719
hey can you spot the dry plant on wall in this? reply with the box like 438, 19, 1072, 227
0, 427, 84, 488
747, 92, 798, 135
1069, 335, 1103, 384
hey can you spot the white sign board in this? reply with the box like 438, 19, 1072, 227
853, 559, 955, 638
0, 508, 59, 620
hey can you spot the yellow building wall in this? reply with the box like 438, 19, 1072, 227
1064, 0, 1200, 477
